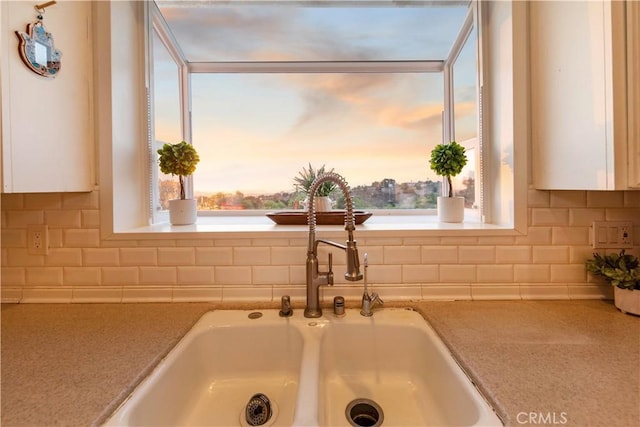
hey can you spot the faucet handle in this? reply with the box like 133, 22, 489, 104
327, 252, 334, 285
371, 292, 383, 305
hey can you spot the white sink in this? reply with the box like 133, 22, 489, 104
104, 310, 304, 426
104, 308, 502, 427
318, 310, 498, 426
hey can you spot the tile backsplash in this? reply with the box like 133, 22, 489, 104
1, 190, 638, 303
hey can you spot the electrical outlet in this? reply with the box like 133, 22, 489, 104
592, 221, 633, 249
27, 224, 49, 255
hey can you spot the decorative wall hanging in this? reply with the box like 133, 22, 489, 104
15, 1, 62, 78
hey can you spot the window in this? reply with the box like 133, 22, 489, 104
99, 1, 525, 236
149, 1, 482, 220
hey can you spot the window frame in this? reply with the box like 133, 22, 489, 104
148, 0, 482, 220
96, 0, 528, 240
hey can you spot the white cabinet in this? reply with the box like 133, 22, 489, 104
1, 0, 94, 193
531, 0, 639, 190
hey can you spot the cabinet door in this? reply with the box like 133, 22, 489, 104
1, 1, 94, 193
628, 2, 640, 188
530, 0, 628, 190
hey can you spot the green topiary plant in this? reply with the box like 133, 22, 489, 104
586, 250, 640, 290
293, 163, 337, 197
157, 141, 200, 200
429, 141, 468, 197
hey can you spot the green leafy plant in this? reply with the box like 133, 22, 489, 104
586, 250, 640, 290
293, 163, 337, 197
157, 141, 200, 200
429, 141, 468, 197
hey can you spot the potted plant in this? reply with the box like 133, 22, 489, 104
429, 141, 468, 222
157, 141, 200, 225
586, 250, 640, 315
293, 163, 337, 211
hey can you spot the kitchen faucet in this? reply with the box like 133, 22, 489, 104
304, 172, 363, 318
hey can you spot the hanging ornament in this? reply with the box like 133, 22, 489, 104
15, 1, 62, 78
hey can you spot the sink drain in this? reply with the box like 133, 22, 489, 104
245, 393, 272, 426
345, 398, 384, 427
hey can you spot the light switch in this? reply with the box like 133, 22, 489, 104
592, 221, 634, 249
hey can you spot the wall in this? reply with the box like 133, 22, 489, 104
1, 190, 638, 303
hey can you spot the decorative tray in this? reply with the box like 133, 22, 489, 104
266, 211, 373, 225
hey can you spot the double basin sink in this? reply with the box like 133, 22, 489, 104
104, 308, 502, 426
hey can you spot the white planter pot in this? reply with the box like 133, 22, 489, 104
169, 199, 197, 225
614, 287, 640, 316
437, 196, 464, 223
314, 196, 333, 212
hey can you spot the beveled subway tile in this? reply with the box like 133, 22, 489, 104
273, 285, 306, 304
402, 265, 439, 283
45, 210, 81, 228
222, 286, 272, 302
63, 267, 100, 285
567, 283, 609, 300
1, 267, 25, 286
25, 267, 63, 285
520, 284, 569, 300
383, 246, 421, 264
122, 286, 173, 303
24, 193, 61, 210
439, 265, 476, 283
496, 246, 531, 264
172, 285, 222, 302
63, 229, 100, 248
476, 265, 513, 283
1, 287, 23, 303
6, 210, 43, 228
1, 228, 26, 247
8, 248, 45, 267
365, 264, 402, 284
514, 264, 550, 283
139, 267, 177, 285
62, 191, 99, 210
569, 208, 605, 226
471, 284, 521, 300
215, 266, 252, 285
515, 227, 552, 245
120, 248, 157, 266
459, 246, 496, 264
252, 265, 290, 285
177, 266, 214, 284
102, 267, 139, 285
531, 208, 569, 226
158, 247, 195, 266
528, 189, 550, 207
551, 227, 589, 245
532, 246, 569, 264
195, 247, 233, 266
550, 191, 586, 208
72, 287, 123, 303
21, 287, 72, 303
233, 247, 271, 265
45, 248, 83, 267
83, 248, 120, 266
550, 264, 587, 283
587, 191, 624, 208
421, 246, 458, 264
370, 284, 422, 301
421, 284, 472, 301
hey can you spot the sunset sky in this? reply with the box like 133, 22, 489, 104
154, 1, 476, 195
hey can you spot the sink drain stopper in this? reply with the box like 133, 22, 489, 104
245, 393, 272, 426
345, 398, 384, 427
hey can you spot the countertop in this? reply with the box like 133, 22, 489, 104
1, 300, 638, 427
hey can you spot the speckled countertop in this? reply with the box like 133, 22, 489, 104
1, 300, 639, 427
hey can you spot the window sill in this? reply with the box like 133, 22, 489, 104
108, 210, 522, 240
